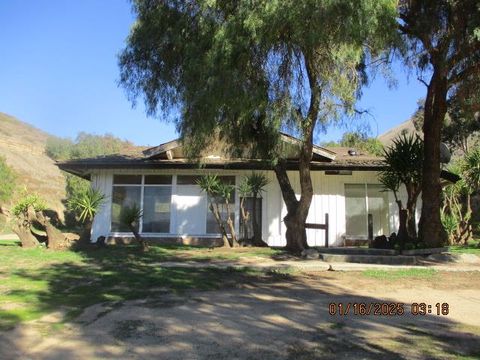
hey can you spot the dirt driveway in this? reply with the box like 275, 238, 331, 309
2, 271, 480, 360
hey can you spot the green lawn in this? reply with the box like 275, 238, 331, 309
362, 268, 438, 279
449, 239, 480, 255
0, 242, 280, 330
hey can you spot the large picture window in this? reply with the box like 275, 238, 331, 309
111, 175, 172, 233
345, 184, 389, 238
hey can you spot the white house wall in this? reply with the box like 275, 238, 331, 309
89, 169, 408, 247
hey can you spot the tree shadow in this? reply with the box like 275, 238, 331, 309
1, 245, 479, 359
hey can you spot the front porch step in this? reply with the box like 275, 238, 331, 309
314, 247, 399, 256
318, 253, 417, 265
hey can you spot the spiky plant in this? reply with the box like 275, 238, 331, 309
68, 188, 105, 244
120, 203, 148, 251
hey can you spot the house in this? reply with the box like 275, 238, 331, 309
58, 133, 417, 247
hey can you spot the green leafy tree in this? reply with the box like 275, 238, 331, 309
119, 0, 398, 253
399, 0, 480, 247
379, 134, 423, 243
11, 193, 47, 248
326, 131, 384, 156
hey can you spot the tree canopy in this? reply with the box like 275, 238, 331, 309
399, 0, 480, 247
119, 0, 398, 252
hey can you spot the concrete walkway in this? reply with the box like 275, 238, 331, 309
155, 258, 480, 272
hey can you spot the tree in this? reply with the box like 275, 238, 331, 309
379, 134, 423, 246
324, 131, 384, 156
120, 204, 149, 251
197, 175, 238, 248
68, 188, 106, 245
11, 194, 46, 248
238, 173, 269, 246
119, 0, 398, 253
46, 133, 135, 227
398, 0, 480, 247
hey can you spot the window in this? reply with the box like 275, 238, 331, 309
206, 176, 236, 234
345, 184, 389, 238
112, 175, 142, 232
111, 174, 172, 233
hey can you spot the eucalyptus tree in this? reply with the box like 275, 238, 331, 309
398, 0, 480, 247
119, 0, 398, 253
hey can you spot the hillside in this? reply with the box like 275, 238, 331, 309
0, 112, 66, 221
378, 118, 420, 146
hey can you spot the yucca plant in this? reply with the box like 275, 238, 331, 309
68, 188, 105, 244
197, 174, 235, 247
380, 134, 423, 244
245, 173, 269, 246
120, 203, 148, 251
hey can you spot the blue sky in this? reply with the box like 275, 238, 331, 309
0, 1, 426, 146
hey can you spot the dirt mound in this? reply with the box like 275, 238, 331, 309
0, 112, 66, 222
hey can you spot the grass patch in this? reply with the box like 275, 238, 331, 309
449, 239, 480, 255
362, 268, 437, 279
0, 244, 275, 330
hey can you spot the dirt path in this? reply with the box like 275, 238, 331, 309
2, 272, 480, 360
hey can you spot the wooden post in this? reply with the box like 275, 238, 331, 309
325, 213, 329, 248
368, 214, 373, 242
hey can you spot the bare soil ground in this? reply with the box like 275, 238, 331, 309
2, 271, 479, 360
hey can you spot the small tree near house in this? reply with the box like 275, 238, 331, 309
238, 173, 269, 247
120, 203, 149, 252
379, 134, 423, 248
197, 175, 238, 248
68, 188, 106, 246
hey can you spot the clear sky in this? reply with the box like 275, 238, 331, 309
0, 0, 426, 146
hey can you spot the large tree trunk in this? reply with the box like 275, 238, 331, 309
35, 211, 66, 250
273, 56, 318, 254
419, 66, 449, 248
251, 195, 267, 247
405, 185, 420, 241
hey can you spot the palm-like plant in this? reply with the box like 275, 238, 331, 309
238, 173, 269, 246
120, 203, 148, 251
68, 188, 105, 243
197, 175, 234, 247
68, 188, 106, 223
380, 134, 423, 243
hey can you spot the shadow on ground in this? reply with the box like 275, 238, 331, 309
0, 244, 479, 360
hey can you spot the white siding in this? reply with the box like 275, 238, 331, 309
90, 170, 113, 242
89, 168, 406, 246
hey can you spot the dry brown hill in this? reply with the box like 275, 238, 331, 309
378, 118, 421, 146
0, 112, 66, 220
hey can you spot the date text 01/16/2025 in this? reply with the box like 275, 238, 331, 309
329, 303, 450, 316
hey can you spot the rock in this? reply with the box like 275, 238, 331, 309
301, 248, 319, 260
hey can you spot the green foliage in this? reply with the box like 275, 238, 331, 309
45, 137, 74, 161
382, 134, 423, 188
46, 133, 134, 161
461, 148, 480, 192
12, 193, 46, 217
325, 131, 384, 156
441, 212, 459, 241
45, 132, 134, 226
67, 188, 106, 223
120, 203, 142, 228
0, 156, 16, 204
196, 174, 221, 198
239, 173, 269, 197
119, 0, 398, 159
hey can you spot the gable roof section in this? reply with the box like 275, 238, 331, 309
142, 133, 337, 162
